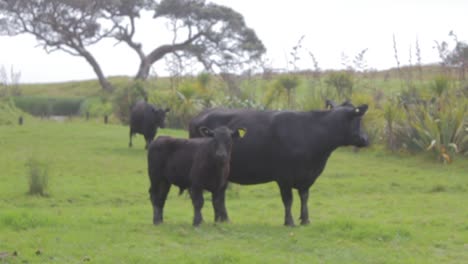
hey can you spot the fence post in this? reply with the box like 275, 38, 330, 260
104, 115, 108, 124
86, 112, 89, 120
18, 116, 23, 125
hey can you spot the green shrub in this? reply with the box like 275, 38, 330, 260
79, 97, 113, 118
26, 157, 49, 196
261, 81, 286, 109
148, 79, 219, 129
277, 75, 300, 108
112, 80, 147, 124
382, 98, 404, 151
325, 71, 354, 99
431, 75, 451, 96
395, 93, 467, 162
213, 95, 265, 110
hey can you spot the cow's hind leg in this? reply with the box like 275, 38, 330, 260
298, 188, 310, 225
145, 136, 152, 150
149, 179, 171, 225
278, 183, 295, 226
212, 186, 229, 223
129, 130, 133, 147
190, 187, 204, 227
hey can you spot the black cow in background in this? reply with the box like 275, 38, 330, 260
147, 126, 245, 226
189, 100, 369, 226
129, 100, 170, 149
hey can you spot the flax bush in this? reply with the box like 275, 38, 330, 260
395, 91, 467, 162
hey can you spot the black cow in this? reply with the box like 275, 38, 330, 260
189, 100, 369, 226
147, 126, 245, 226
129, 100, 170, 149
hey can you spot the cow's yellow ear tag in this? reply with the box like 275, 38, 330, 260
238, 128, 246, 138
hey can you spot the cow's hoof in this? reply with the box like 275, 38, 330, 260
193, 218, 203, 227
284, 221, 296, 227
215, 216, 230, 223
300, 219, 310, 225
153, 219, 163, 225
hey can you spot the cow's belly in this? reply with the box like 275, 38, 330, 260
229, 158, 321, 187
228, 160, 275, 185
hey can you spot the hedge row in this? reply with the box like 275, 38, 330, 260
12, 96, 84, 116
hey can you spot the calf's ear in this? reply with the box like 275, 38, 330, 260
232, 128, 247, 139
199, 127, 214, 137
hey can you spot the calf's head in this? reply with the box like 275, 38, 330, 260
199, 126, 246, 161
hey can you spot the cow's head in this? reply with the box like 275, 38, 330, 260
151, 107, 170, 128
329, 102, 369, 148
199, 126, 246, 161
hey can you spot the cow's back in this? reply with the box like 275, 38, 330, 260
190, 108, 282, 184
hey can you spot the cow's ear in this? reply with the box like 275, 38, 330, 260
353, 104, 368, 116
199, 127, 214, 137
232, 128, 246, 139
325, 99, 336, 109
164, 108, 170, 113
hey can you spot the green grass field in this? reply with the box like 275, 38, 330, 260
0, 119, 467, 263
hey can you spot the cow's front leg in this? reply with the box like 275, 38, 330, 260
190, 187, 204, 227
298, 188, 310, 225
212, 186, 229, 222
278, 183, 294, 226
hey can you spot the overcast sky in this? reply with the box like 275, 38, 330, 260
0, 0, 467, 83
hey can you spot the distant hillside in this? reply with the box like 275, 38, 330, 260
14, 64, 465, 98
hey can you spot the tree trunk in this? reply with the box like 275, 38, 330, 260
81, 50, 113, 92
135, 58, 152, 80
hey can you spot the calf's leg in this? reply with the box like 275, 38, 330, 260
190, 187, 204, 227
298, 188, 310, 225
149, 180, 171, 225
278, 183, 295, 226
212, 186, 229, 222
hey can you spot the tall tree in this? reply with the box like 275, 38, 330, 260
1, 0, 265, 88
105, 0, 266, 80
0, 0, 116, 91
435, 31, 468, 80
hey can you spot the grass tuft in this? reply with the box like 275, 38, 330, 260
25, 157, 49, 196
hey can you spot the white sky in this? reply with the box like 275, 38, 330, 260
0, 0, 467, 83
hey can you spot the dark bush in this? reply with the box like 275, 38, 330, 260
13, 96, 83, 116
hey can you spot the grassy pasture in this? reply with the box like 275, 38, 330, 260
0, 119, 467, 263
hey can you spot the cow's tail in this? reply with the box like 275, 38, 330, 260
178, 187, 191, 196
147, 140, 166, 195
178, 187, 185, 196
